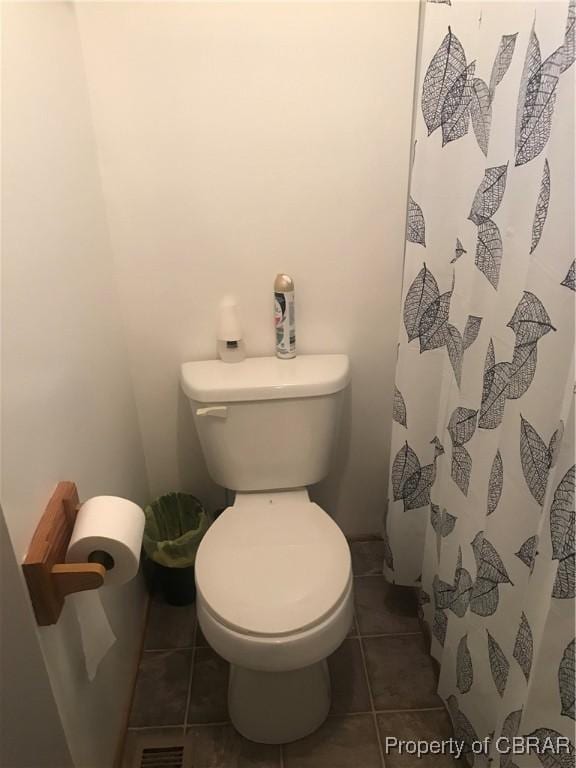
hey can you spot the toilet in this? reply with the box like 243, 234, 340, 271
180, 354, 353, 744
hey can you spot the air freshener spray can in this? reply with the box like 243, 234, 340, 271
274, 274, 296, 359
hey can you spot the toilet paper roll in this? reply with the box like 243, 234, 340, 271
66, 496, 145, 680
66, 496, 145, 586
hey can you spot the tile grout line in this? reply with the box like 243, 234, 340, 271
351, 631, 422, 639
353, 573, 390, 579
355, 615, 387, 768
185, 720, 231, 728
375, 706, 446, 714
324, 706, 447, 718
182, 619, 199, 735
142, 628, 423, 654
143, 647, 195, 653
124, 706, 448, 737
184, 709, 446, 729
127, 724, 190, 732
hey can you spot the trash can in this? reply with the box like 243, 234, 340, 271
142, 492, 211, 605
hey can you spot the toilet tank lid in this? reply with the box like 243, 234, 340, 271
180, 354, 350, 403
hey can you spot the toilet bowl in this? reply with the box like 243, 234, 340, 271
181, 354, 352, 743
195, 490, 353, 743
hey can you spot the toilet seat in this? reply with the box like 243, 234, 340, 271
196, 576, 354, 672
195, 491, 352, 638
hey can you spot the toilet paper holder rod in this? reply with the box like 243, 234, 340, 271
22, 481, 110, 626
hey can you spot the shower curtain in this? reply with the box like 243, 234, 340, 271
385, 0, 574, 764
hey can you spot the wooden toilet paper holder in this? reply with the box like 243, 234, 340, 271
22, 481, 106, 626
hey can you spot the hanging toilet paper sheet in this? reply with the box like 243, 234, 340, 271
70, 590, 117, 681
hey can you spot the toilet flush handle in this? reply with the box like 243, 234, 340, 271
195, 406, 228, 419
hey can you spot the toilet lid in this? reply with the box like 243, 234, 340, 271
195, 496, 351, 636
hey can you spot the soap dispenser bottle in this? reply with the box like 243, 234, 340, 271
217, 298, 246, 363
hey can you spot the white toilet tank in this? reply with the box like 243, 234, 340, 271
181, 354, 350, 491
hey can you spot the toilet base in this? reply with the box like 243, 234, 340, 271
228, 659, 331, 744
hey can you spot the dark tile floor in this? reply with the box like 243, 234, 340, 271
123, 539, 456, 768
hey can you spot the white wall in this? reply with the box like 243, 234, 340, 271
0, 507, 74, 768
77, 0, 419, 536
1, 3, 149, 766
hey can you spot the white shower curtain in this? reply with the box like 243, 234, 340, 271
385, 0, 574, 764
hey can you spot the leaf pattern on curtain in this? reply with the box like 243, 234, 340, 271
550, 466, 575, 599
422, 27, 467, 136
530, 159, 551, 253
446, 324, 464, 386
442, 61, 476, 146
446, 695, 480, 762
520, 416, 552, 506
500, 710, 523, 768
391, 441, 444, 512
513, 612, 534, 681
388, 0, 574, 756
403, 265, 472, 387
488, 450, 504, 515
479, 293, 555, 430
549, 421, 565, 468
420, 288, 453, 352
475, 219, 503, 289
434, 573, 453, 610
391, 442, 421, 500
451, 549, 474, 618
515, 23, 542, 148
403, 264, 439, 341
393, 386, 408, 428
561, 261, 575, 290
463, 316, 482, 350
526, 729, 575, 768
470, 532, 512, 616
448, 407, 478, 446
469, 165, 508, 225
420, 23, 520, 156
451, 237, 467, 263
433, 547, 473, 618
457, 634, 474, 693
489, 34, 518, 102
507, 291, 556, 344
488, 631, 510, 697
470, 77, 492, 155
433, 608, 448, 646
448, 407, 477, 495
515, 535, 538, 572
479, 340, 507, 429
431, 503, 457, 537
515, 42, 563, 166
558, 638, 574, 720
407, 197, 427, 246
451, 446, 472, 495
561, 0, 575, 72
507, 343, 538, 400
473, 532, 512, 584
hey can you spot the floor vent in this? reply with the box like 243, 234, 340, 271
139, 745, 185, 768
123, 732, 190, 768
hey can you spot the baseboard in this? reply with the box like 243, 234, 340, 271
113, 591, 151, 768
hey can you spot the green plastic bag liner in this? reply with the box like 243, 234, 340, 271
143, 492, 211, 568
